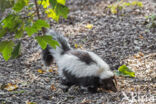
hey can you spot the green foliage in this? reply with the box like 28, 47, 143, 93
0, 0, 14, 13
13, 0, 29, 12
25, 19, 50, 36
0, 14, 24, 38
0, 41, 15, 61
0, 0, 69, 61
145, 14, 156, 28
55, 4, 69, 18
40, 0, 69, 21
114, 65, 135, 77
108, 0, 143, 14
11, 41, 21, 59
57, 0, 66, 5
35, 35, 59, 49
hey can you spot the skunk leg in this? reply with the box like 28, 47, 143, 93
87, 86, 97, 93
61, 78, 73, 92
60, 85, 70, 92
80, 86, 88, 92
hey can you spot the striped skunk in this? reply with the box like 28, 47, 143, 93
42, 29, 118, 93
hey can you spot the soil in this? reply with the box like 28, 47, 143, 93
0, 0, 155, 104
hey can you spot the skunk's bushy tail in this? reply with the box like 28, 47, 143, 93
42, 29, 71, 66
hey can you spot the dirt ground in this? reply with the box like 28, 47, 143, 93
0, 0, 156, 104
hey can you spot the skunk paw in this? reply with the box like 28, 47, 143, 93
60, 85, 69, 92
88, 87, 97, 93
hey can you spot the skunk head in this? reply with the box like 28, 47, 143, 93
100, 76, 117, 92
99, 71, 118, 92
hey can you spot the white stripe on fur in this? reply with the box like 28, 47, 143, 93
57, 50, 114, 79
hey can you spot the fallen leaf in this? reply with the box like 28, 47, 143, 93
48, 69, 53, 72
12, 90, 25, 94
139, 35, 144, 39
51, 84, 56, 91
133, 54, 141, 59
138, 52, 144, 57
25, 100, 37, 104
74, 43, 78, 48
81, 98, 91, 104
85, 24, 93, 29
74, 43, 83, 49
37, 69, 45, 74
114, 65, 135, 77
4, 83, 18, 91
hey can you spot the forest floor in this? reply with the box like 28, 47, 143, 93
0, 0, 156, 104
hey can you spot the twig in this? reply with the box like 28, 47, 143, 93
34, 0, 40, 19
34, 0, 46, 35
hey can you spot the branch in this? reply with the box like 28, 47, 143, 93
34, 0, 40, 19
34, 0, 46, 35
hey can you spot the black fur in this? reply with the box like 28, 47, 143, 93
42, 45, 53, 66
42, 29, 71, 65
57, 37, 71, 54
51, 30, 71, 54
101, 77, 117, 92
42, 29, 117, 93
68, 50, 96, 65
62, 69, 100, 92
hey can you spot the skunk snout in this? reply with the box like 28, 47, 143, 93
105, 81, 118, 92
110, 83, 118, 92
101, 76, 118, 92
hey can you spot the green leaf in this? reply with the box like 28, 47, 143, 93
12, 90, 25, 94
38, 0, 50, 8
42, 35, 60, 48
49, 0, 69, 19
15, 21, 24, 38
150, 15, 156, 21
11, 41, 21, 59
57, 0, 66, 5
2, 14, 15, 29
15, 29, 24, 39
136, 2, 143, 7
35, 36, 48, 49
25, 19, 50, 36
49, 0, 57, 9
45, 8, 60, 21
0, 28, 7, 38
122, 2, 131, 7
55, 4, 69, 18
25, 26, 36, 36
2, 14, 23, 33
28, 3, 34, 9
35, 35, 59, 49
116, 65, 135, 77
0, 0, 14, 12
13, 0, 29, 12
0, 41, 15, 61
33, 19, 50, 30
114, 70, 121, 76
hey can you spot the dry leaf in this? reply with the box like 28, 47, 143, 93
139, 35, 144, 39
85, 24, 93, 29
37, 69, 45, 74
74, 43, 78, 48
4, 83, 18, 91
138, 52, 144, 57
25, 100, 37, 104
48, 69, 53, 72
133, 54, 140, 59
51, 84, 56, 91
81, 98, 91, 104
74, 44, 83, 49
